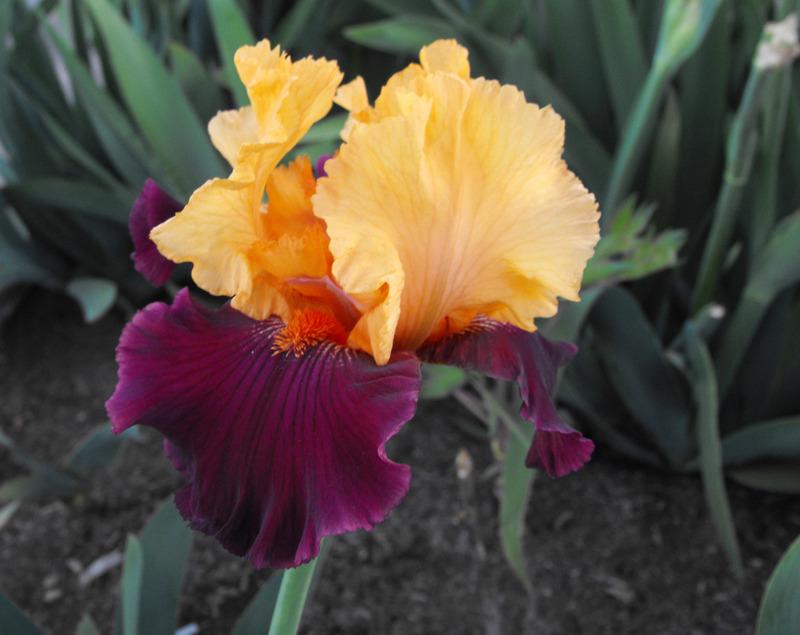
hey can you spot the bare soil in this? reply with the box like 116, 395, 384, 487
1, 291, 798, 635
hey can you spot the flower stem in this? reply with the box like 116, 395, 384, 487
470, 378, 531, 448
267, 555, 321, 635
690, 67, 767, 313
604, 0, 724, 224
603, 64, 669, 222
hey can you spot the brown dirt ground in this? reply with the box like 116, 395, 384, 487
1, 290, 798, 635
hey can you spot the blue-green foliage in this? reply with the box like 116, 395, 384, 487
363, 0, 800, 580
0, 494, 290, 635
757, 534, 800, 635
2, 0, 800, 598
0, 0, 352, 322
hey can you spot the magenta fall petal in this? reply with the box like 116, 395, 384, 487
419, 319, 594, 478
314, 153, 333, 178
129, 179, 182, 286
106, 289, 421, 568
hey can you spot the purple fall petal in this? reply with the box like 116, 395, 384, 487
419, 319, 593, 478
314, 153, 333, 178
129, 179, 182, 286
107, 289, 421, 568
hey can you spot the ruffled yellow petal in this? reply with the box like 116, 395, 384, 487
264, 155, 318, 230
419, 39, 470, 78
234, 41, 294, 142
208, 40, 343, 171
258, 157, 331, 283
335, 76, 374, 141
152, 156, 332, 322
372, 64, 425, 120
335, 76, 370, 114
153, 42, 345, 323
151, 172, 257, 301
333, 64, 428, 136
208, 107, 259, 166
314, 41, 600, 364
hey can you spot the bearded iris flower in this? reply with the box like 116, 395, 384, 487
107, 40, 600, 569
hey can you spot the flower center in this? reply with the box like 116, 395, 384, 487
272, 309, 348, 356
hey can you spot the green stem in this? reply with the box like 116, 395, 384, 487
667, 301, 725, 350
715, 290, 768, 397
603, 64, 669, 224
453, 387, 489, 422
749, 68, 791, 257
604, 0, 724, 224
471, 378, 530, 448
267, 556, 320, 635
685, 324, 744, 580
691, 68, 767, 313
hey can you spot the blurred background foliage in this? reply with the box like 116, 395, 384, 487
1, 0, 800, 620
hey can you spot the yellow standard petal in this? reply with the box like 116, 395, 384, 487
314, 40, 600, 364
334, 76, 373, 141
419, 39, 470, 78
153, 42, 343, 322
208, 39, 342, 172
152, 156, 332, 321
152, 153, 331, 322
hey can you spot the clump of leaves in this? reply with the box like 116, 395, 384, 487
583, 199, 685, 286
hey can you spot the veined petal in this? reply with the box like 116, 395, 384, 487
315, 40, 600, 363
129, 179, 182, 286
151, 156, 332, 322
209, 40, 342, 174
314, 95, 432, 363
208, 107, 260, 166
234, 41, 294, 142
106, 289, 420, 568
419, 39, 470, 78
158, 41, 343, 322
335, 77, 374, 141
150, 175, 256, 300
335, 39, 469, 126
334, 76, 370, 115
419, 318, 593, 477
